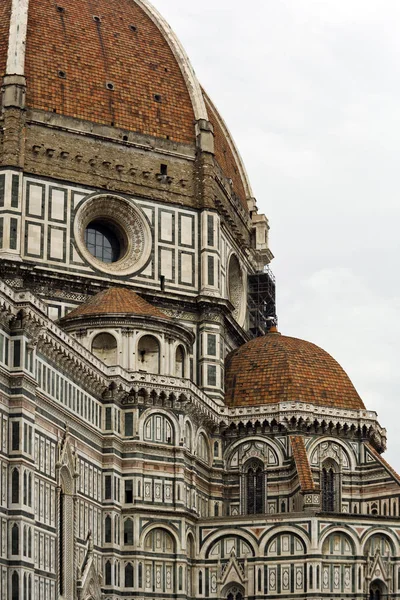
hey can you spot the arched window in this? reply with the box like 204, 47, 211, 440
114, 514, 120, 544
197, 433, 210, 464
12, 572, 19, 600
12, 468, 19, 503
214, 503, 219, 517
226, 585, 244, 600
138, 562, 143, 588
124, 518, 133, 545
321, 460, 339, 512
12, 524, 19, 555
144, 414, 174, 445
125, 563, 134, 588
105, 561, 112, 585
91, 333, 118, 366
199, 571, 203, 594
245, 460, 264, 515
105, 515, 112, 543
137, 335, 160, 374
175, 346, 185, 377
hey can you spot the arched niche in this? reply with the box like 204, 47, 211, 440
175, 345, 185, 377
137, 335, 160, 374
91, 332, 118, 365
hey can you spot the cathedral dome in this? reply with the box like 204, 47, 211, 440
224, 330, 365, 410
0, 0, 251, 209
59, 287, 170, 323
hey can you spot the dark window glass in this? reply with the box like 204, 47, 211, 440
12, 421, 20, 451
84, 221, 120, 263
11, 469, 19, 504
105, 515, 112, 543
207, 365, 217, 387
13, 340, 21, 368
207, 214, 214, 246
322, 467, 335, 512
125, 480, 133, 504
12, 524, 19, 554
199, 571, 203, 595
104, 475, 112, 500
105, 561, 112, 586
138, 562, 142, 588
12, 572, 19, 600
0, 174, 4, 207
125, 563, 134, 587
11, 174, 19, 208
10, 217, 18, 250
105, 407, 112, 431
207, 255, 214, 286
0, 217, 3, 249
124, 519, 133, 545
247, 464, 264, 514
207, 334, 216, 356
125, 413, 133, 437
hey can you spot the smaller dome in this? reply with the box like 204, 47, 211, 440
59, 287, 169, 322
225, 331, 365, 410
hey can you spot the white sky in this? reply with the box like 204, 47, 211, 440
151, 0, 400, 470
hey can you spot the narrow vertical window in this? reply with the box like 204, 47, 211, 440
207, 214, 214, 246
12, 469, 20, 503
124, 412, 133, 437
12, 572, 19, 600
207, 255, 214, 286
246, 461, 264, 515
104, 475, 112, 500
105, 561, 112, 585
12, 421, 20, 451
11, 174, 19, 208
105, 407, 112, 431
10, 217, 18, 250
12, 524, 19, 554
321, 463, 337, 512
125, 480, 133, 503
125, 563, 134, 587
105, 515, 112, 543
0, 174, 5, 207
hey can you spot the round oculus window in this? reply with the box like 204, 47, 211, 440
84, 220, 122, 264
74, 194, 152, 276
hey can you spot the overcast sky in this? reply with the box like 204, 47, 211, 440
151, 0, 400, 470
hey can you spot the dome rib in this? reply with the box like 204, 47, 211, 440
225, 332, 365, 410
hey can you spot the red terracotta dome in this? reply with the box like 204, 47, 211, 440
59, 287, 169, 322
0, 0, 251, 208
225, 330, 365, 410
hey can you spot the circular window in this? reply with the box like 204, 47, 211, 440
85, 220, 123, 263
74, 194, 152, 276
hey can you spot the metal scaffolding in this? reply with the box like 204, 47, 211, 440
247, 265, 276, 337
